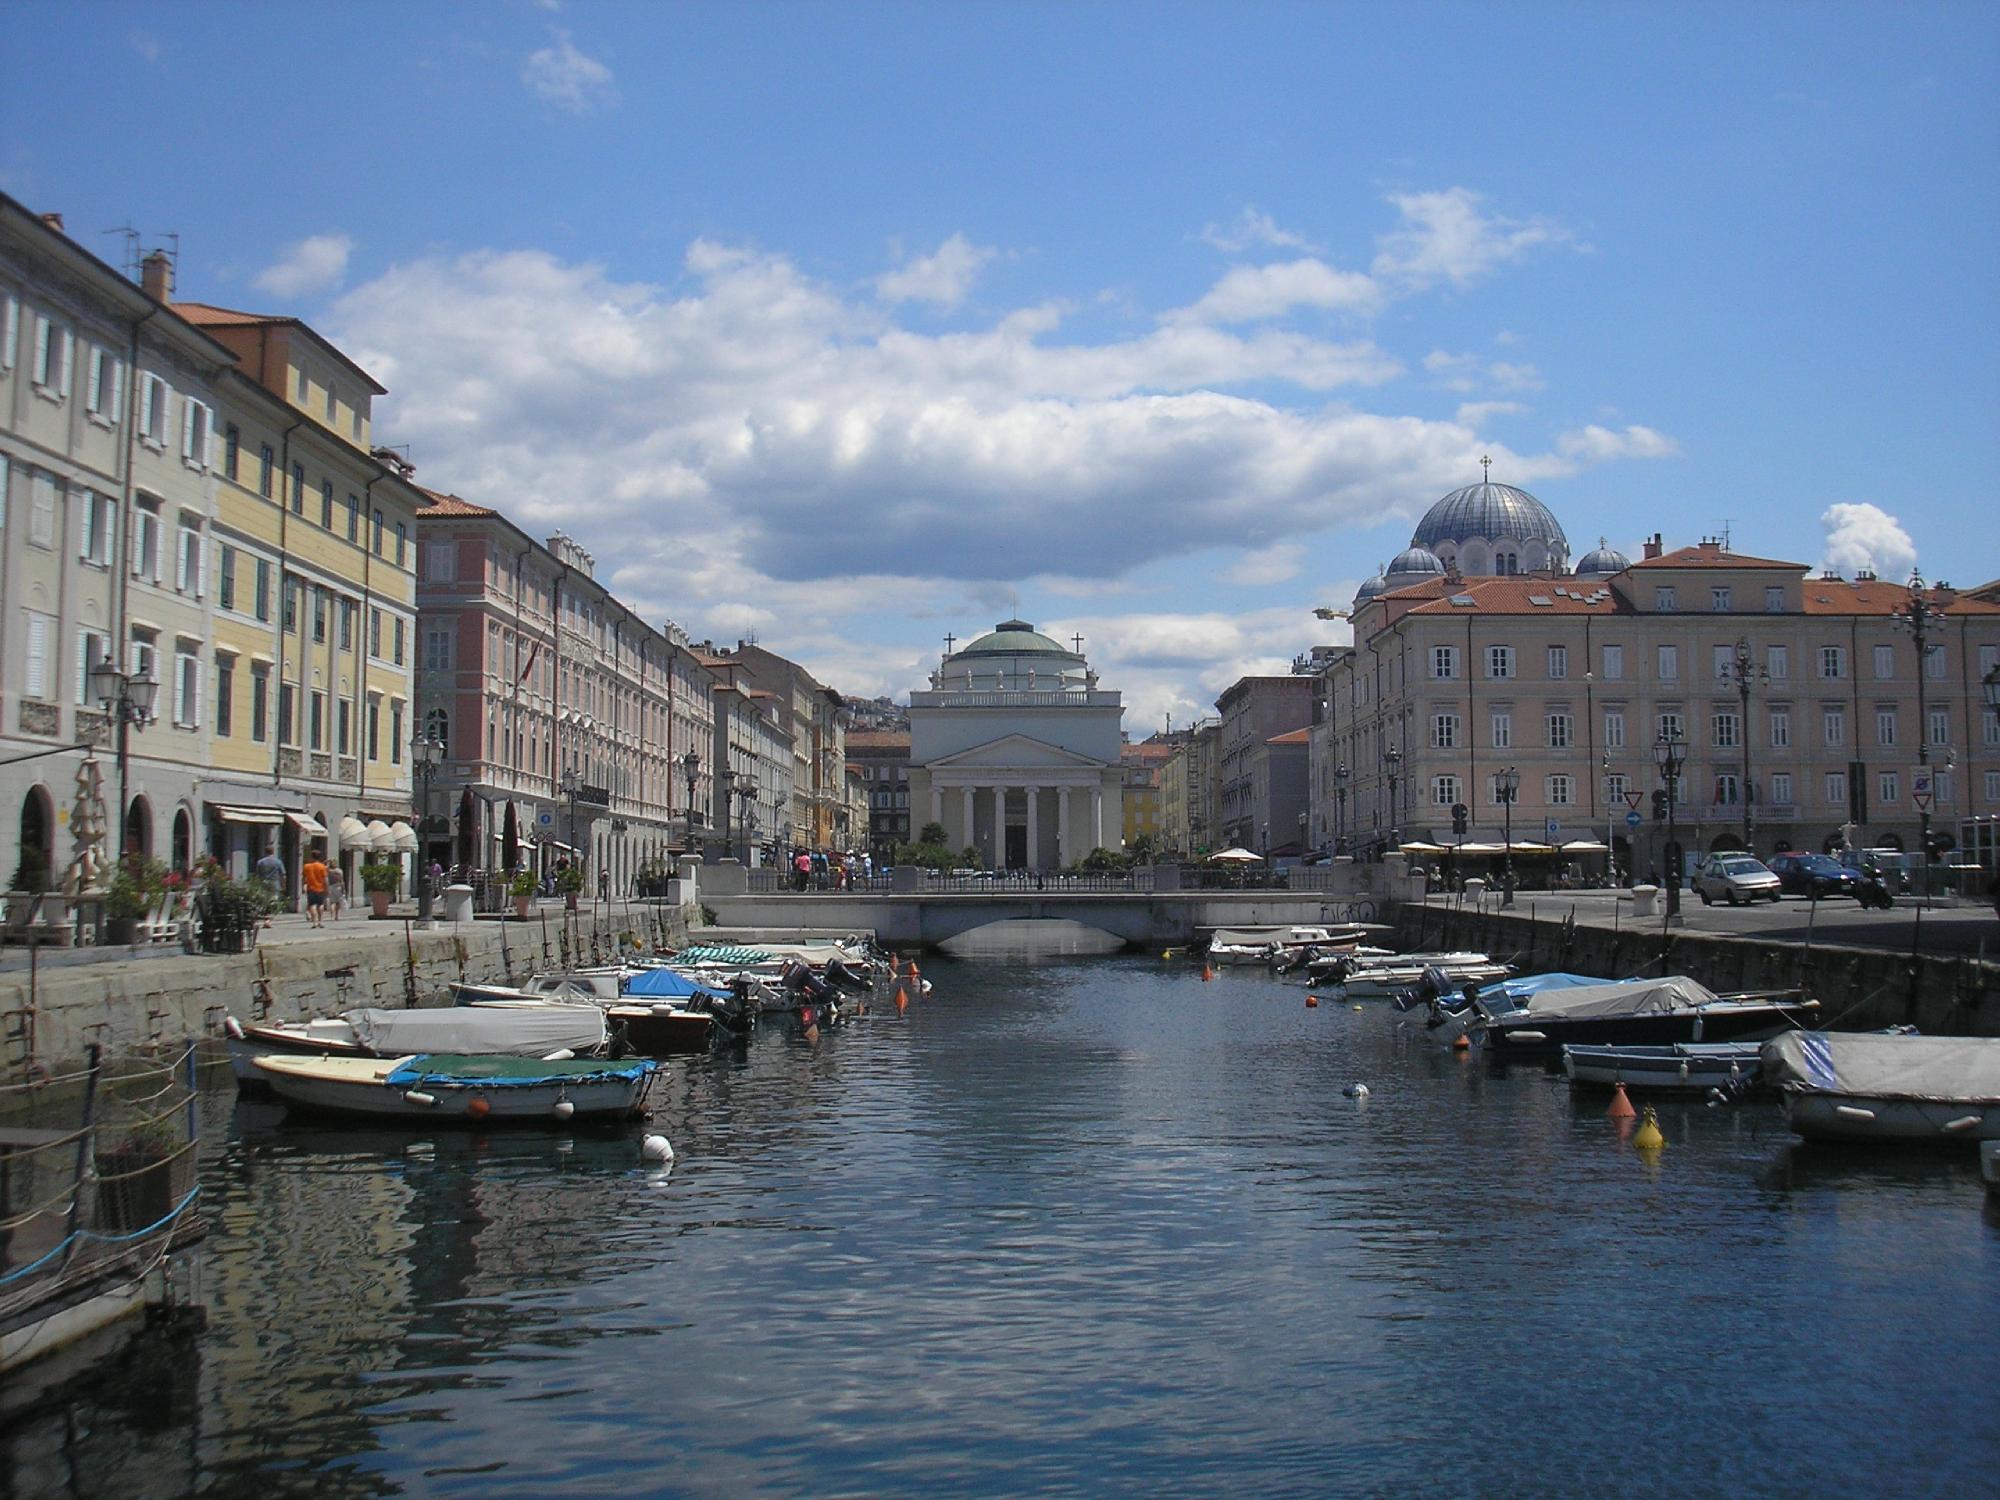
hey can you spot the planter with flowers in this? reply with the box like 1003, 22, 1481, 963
361, 861, 402, 918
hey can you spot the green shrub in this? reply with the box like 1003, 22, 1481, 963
360, 861, 403, 894
507, 869, 539, 898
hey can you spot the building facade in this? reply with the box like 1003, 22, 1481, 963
1214, 675, 1315, 852
845, 728, 912, 858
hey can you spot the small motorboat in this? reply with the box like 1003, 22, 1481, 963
1477, 977, 1818, 1057
1207, 926, 1370, 965
252, 1052, 658, 1123
1562, 1040, 1765, 1092
225, 1005, 611, 1092
1761, 1031, 2000, 1144
456, 966, 753, 1052
1395, 970, 1607, 1048
1316, 951, 1511, 998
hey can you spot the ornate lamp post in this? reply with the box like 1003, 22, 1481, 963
1654, 728, 1688, 925
411, 731, 445, 925
559, 765, 581, 877
1335, 763, 1349, 851
716, 766, 734, 864
732, 776, 757, 865
1892, 571, 1947, 903
680, 749, 701, 849
1726, 637, 1768, 852
88, 660, 160, 857
1383, 747, 1402, 849
1496, 765, 1520, 907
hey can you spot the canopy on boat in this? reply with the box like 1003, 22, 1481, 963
383, 1054, 654, 1088
343, 1004, 608, 1057
1510, 976, 1722, 1020
1761, 1032, 2000, 1103
624, 966, 732, 1001
1208, 848, 1263, 863
1472, 972, 1615, 1006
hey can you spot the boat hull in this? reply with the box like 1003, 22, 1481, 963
1781, 1093, 2000, 1144
1563, 1042, 1763, 1092
1983, 1140, 1999, 1189
253, 1054, 656, 1124
1485, 1002, 1816, 1056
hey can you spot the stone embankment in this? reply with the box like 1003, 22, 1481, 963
1, 903, 692, 1076
1392, 900, 1999, 1036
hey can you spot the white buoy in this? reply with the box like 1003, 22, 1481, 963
223, 1015, 245, 1040
1343, 1083, 1370, 1100
641, 1134, 675, 1163
552, 1099, 576, 1120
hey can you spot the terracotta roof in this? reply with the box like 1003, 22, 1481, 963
1627, 543, 1806, 571
416, 488, 496, 518
1390, 576, 1626, 617
173, 301, 294, 328
1267, 728, 1311, 746
1798, 580, 2000, 616
845, 730, 911, 750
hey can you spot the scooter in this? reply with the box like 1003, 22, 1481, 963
1854, 866, 1894, 910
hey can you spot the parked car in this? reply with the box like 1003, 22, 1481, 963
1692, 853, 1782, 905
1766, 852, 1864, 899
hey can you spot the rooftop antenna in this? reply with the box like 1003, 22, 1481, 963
102, 225, 141, 280
1717, 518, 1734, 551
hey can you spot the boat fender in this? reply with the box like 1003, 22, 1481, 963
1343, 1083, 1369, 1099
468, 1096, 491, 1120
541, 1048, 575, 1060
553, 1099, 576, 1120
652, 1005, 677, 1017
1835, 1105, 1877, 1121
642, 1134, 674, 1162
1942, 1115, 1984, 1132
403, 1090, 438, 1107
224, 1015, 245, 1040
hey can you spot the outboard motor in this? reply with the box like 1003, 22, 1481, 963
1393, 964, 1457, 1013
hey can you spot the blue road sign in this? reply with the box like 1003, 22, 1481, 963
1625, 810, 1642, 828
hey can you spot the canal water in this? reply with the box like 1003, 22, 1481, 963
10, 956, 1997, 1498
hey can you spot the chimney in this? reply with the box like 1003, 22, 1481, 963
141, 249, 174, 303
39, 212, 64, 234
1642, 533, 1663, 560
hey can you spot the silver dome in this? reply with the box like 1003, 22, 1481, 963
1386, 545, 1445, 577
1353, 570, 1388, 603
1575, 538, 1631, 577
1412, 480, 1569, 553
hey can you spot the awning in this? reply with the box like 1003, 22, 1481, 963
388, 820, 419, 853
364, 819, 395, 851
1557, 838, 1610, 852
540, 839, 577, 855
339, 816, 371, 844
286, 811, 328, 837
213, 804, 284, 827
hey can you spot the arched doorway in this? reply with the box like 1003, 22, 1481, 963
15, 786, 54, 891
125, 795, 152, 860
1709, 832, 1746, 853
171, 808, 193, 873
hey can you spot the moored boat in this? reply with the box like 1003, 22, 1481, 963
1761, 1032, 2000, 1144
1477, 977, 1817, 1056
1316, 951, 1511, 997
252, 1052, 658, 1123
225, 1005, 611, 1091
1395, 970, 1607, 1048
1562, 1040, 1765, 1092
1207, 926, 1366, 965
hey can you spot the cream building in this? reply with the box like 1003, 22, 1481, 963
908, 620, 1124, 870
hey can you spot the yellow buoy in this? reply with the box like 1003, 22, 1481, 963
1633, 1106, 1665, 1152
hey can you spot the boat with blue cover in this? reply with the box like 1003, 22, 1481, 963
251, 1052, 658, 1123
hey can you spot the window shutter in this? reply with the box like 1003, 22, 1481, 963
1, 295, 16, 367
201, 405, 214, 468
130, 507, 143, 576
79, 488, 95, 559
34, 316, 51, 383
87, 346, 104, 413
111, 357, 125, 421
76, 629, 90, 705
25, 612, 48, 699
174, 656, 188, 724
175, 530, 189, 591
195, 534, 206, 597
181, 396, 195, 457
57, 329, 72, 396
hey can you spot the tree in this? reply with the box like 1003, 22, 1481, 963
919, 821, 948, 847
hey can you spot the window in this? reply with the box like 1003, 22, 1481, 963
176, 520, 203, 595
1819, 645, 1845, 679
423, 627, 453, 671
1430, 645, 1458, 680
337, 699, 352, 755
309, 690, 325, 750
1770, 708, 1790, 748
372, 508, 384, 554
345, 493, 360, 542
74, 629, 110, 706
32, 314, 73, 396
1547, 712, 1572, 749
1766, 644, 1788, 680
182, 398, 212, 467
394, 521, 408, 566
1431, 775, 1460, 807
137, 373, 168, 444
338, 599, 355, 651
1988, 771, 2000, 803
0, 294, 15, 370
1826, 770, 1847, 806
1488, 773, 1513, 807
254, 558, 272, 622
215, 655, 234, 736
1928, 708, 1949, 747
217, 545, 235, 610
390, 702, 405, 763
1872, 644, 1894, 679
1487, 645, 1514, 679
1491, 711, 1512, 749
1605, 772, 1629, 803
1770, 772, 1792, 805
173, 645, 201, 727
1925, 644, 1945, 680
320, 480, 334, 529
1604, 710, 1625, 749
85, 345, 121, 418
282, 578, 299, 634
1823, 707, 1845, 746
127, 634, 158, 717
277, 683, 296, 745
24, 611, 60, 699
1547, 645, 1568, 679
1655, 586, 1677, 612
1714, 773, 1739, 805
424, 707, 449, 747
1657, 711, 1685, 742
1875, 709, 1897, 746
1711, 587, 1731, 612
224, 424, 240, 480
367, 695, 381, 760
1656, 645, 1678, 680
131, 500, 161, 580
369, 608, 383, 657
294, 365, 308, 402
324, 382, 336, 422
1712, 644, 1735, 681
250, 664, 269, 743
1987, 707, 2000, 747
392, 618, 405, 666
1601, 644, 1623, 681
29, 469, 55, 548
1548, 774, 1573, 806
290, 462, 305, 514
259, 444, 275, 498
1431, 713, 1458, 749
1712, 710, 1739, 748
1878, 771, 1899, 805
1765, 586, 1785, 613
311, 588, 327, 644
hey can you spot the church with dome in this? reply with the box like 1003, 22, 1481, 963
907, 621, 1126, 870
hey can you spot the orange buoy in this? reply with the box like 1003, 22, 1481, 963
467, 1096, 491, 1120
1306, 993, 1320, 1008
804, 1022, 820, 1043
1202, 965, 1215, 982
895, 988, 908, 1012
910, 961, 921, 981
1451, 1033, 1470, 1052
1607, 1083, 1637, 1122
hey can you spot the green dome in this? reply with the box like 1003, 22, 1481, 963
952, 619, 1080, 661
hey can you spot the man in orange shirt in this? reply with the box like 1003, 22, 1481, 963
301, 847, 329, 929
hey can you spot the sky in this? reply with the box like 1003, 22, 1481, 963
7, 1, 1997, 733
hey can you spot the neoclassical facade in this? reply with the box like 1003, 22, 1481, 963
908, 620, 1124, 870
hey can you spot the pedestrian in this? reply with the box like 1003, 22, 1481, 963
598, 866, 611, 902
301, 846, 329, 929
793, 848, 811, 892
327, 863, 347, 921
254, 844, 287, 927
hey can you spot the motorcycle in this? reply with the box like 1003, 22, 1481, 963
1854, 866, 1894, 910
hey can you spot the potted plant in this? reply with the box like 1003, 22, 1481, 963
507, 868, 537, 919
361, 861, 402, 917
103, 866, 154, 944
95, 1115, 187, 1233
557, 864, 584, 911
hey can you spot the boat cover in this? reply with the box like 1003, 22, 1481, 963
344, 1006, 608, 1057
383, 1054, 655, 1088
623, 967, 732, 1001
673, 945, 772, 965
1760, 1033, 2000, 1103
1509, 976, 1722, 1020
1474, 972, 1610, 1006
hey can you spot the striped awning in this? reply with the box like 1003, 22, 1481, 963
388, 821, 419, 853
286, 811, 328, 836
212, 804, 284, 827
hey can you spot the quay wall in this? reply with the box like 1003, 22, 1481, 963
1390, 900, 2000, 1037
2, 905, 693, 1076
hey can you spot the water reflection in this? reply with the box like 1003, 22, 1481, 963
9, 957, 1997, 1496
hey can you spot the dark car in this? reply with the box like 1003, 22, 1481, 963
1766, 852, 1864, 899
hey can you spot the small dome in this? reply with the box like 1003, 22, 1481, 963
1353, 569, 1389, 604
951, 619, 1079, 661
1575, 538, 1631, 577
1386, 545, 1445, 578
1413, 478, 1568, 555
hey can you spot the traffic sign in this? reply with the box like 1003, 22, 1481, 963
537, 809, 555, 828
1913, 792, 1934, 812
1544, 819, 1560, 838
1625, 811, 1642, 828
1624, 792, 1643, 810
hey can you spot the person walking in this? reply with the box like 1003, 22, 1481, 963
301, 847, 329, 929
254, 844, 287, 928
327, 863, 348, 922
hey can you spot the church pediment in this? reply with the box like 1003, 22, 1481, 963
928, 734, 1108, 771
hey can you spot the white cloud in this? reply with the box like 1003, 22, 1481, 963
1555, 424, 1678, 462
1455, 400, 1528, 426
522, 31, 617, 114
127, 31, 161, 64
253, 233, 354, 298
876, 233, 998, 309
1818, 502, 1916, 579
1424, 349, 1543, 394
1224, 543, 1303, 587
1049, 605, 1342, 729
1198, 208, 1317, 255
1373, 188, 1575, 291
1166, 259, 1382, 325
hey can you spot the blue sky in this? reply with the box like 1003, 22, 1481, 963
8, 1, 1996, 730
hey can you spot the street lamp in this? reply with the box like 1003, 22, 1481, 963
716, 766, 735, 864
1654, 729, 1688, 925
680, 749, 702, 847
1335, 763, 1349, 851
410, 731, 445, 925
732, 776, 757, 865
1383, 747, 1402, 849
1726, 638, 1769, 852
1496, 765, 1520, 907
559, 766, 581, 880
88, 660, 160, 857
1892, 572, 1947, 903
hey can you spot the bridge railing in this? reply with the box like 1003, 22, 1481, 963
737, 866, 1365, 896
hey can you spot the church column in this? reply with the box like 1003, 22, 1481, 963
961, 784, 975, 854
930, 782, 942, 831
1091, 783, 1104, 852
1026, 785, 1041, 870
988, 782, 1005, 867
1056, 782, 1070, 868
